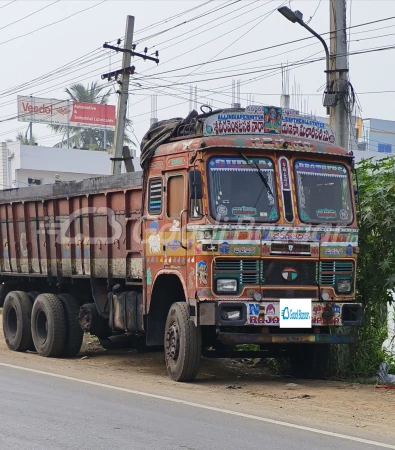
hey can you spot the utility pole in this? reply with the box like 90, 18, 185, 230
102, 16, 159, 175
111, 15, 135, 175
329, 0, 349, 150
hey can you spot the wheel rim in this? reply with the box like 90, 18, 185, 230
166, 321, 180, 361
6, 306, 17, 338
36, 310, 48, 344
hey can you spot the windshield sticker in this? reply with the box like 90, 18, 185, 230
295, 161, 347, 177
216, 204, 228, 216
316, 209, 337, 220
269, 208, 278, 220
339, 209, 349, 220
264, 106, 282, 134
209, 158, 273, 170
232, 206, 257, 217
260, 212, 268, 217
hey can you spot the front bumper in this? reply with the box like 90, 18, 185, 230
198, 301, 363, 327
217, 332, 357, 345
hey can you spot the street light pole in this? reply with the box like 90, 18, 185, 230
278, 5, 350, 150
278, 6, 330, 99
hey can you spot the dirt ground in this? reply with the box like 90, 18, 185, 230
1, 316, 394, 443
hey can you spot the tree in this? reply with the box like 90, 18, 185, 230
6, 131, 38, 145
349, 156, 395, 376
48, 81, 134, 151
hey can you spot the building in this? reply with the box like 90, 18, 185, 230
357, 118, 395, 154
0, 141, 141, 189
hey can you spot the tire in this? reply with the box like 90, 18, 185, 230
3, 291, 34, 352
164, 302, 201, 382
57, 294, 83, 358
27, 291, 40, 303
289, 344, 330, 379
79, 303, 110, 338
31, 293, 66, 357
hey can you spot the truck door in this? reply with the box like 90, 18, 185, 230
164, 172, 187, 267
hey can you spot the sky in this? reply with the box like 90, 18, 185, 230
0, 0, 394, 154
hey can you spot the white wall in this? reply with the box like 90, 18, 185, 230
0, 141, 141, 189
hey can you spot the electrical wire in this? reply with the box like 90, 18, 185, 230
0, 0, 16, 9
133, 0, 241, 45
146, 0, 264, 52
0, 0, 61, 32
0, 0, 107, 47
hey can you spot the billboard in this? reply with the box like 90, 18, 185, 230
17, 96, 116, 131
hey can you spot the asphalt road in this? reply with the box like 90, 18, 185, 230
0, 365, 392, 450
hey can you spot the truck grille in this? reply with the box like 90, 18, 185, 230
261, 260, 317, 286
214, 259, 260, 285
214, 259, 318, 287
319, 261, 354, 286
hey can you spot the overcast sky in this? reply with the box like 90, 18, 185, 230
0, 0, 393, 152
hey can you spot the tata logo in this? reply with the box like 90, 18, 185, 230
281, 267, 298, 281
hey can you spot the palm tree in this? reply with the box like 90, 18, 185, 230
48, 81, 134, 151
13, 131, 37, 145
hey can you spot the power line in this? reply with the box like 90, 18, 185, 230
0, 0, 107, 47
0, 0, 61, 32
147, 0, 264, 52
0, 0, 16, 9
134, 0, 241, 45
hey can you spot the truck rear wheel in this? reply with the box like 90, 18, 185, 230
31, 294, 66, 357
27, 291, 40, 303
3, 291, 34, 352
165, 302, 201, 382
57, 294, 83, 357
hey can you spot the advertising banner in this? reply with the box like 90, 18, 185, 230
17, 96, 116, 130
203, 105, 336, 144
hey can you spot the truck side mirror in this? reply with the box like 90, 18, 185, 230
188, 170, 203, 200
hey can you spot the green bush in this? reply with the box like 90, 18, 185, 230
349, 156, 395, 377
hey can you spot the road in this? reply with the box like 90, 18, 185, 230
0, 365, 393, 450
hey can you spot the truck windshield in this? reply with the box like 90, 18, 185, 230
207, 156, 278, 222
294, 160, 353, 224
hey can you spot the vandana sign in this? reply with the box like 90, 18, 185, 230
17, 96, 116, 131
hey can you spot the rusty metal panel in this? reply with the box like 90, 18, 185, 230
199, 302, 216, 326
0, 175, 143, 284
0, 204, 11, 272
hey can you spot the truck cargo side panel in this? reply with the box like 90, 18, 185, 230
126, 188, 143, 281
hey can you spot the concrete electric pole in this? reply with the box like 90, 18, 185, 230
329, 0, 349, 150
102, 16, 159, 175
112, 15, 135, 176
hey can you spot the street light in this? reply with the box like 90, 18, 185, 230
278, 6, 333, 107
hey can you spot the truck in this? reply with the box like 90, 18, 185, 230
0, 105, 363, 381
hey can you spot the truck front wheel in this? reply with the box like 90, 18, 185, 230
3, 291, 34, 352
31, 294, 66, 357
164, 302, 201, 382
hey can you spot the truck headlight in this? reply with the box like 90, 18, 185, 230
222, 309, 241, 320
216, 279, 237, 293
337, 279, 352, 294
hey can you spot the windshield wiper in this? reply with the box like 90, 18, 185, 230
239, 152, 274, 199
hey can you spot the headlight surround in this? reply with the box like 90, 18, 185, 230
216, 279, 238, 293
336, 278, 352, 294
